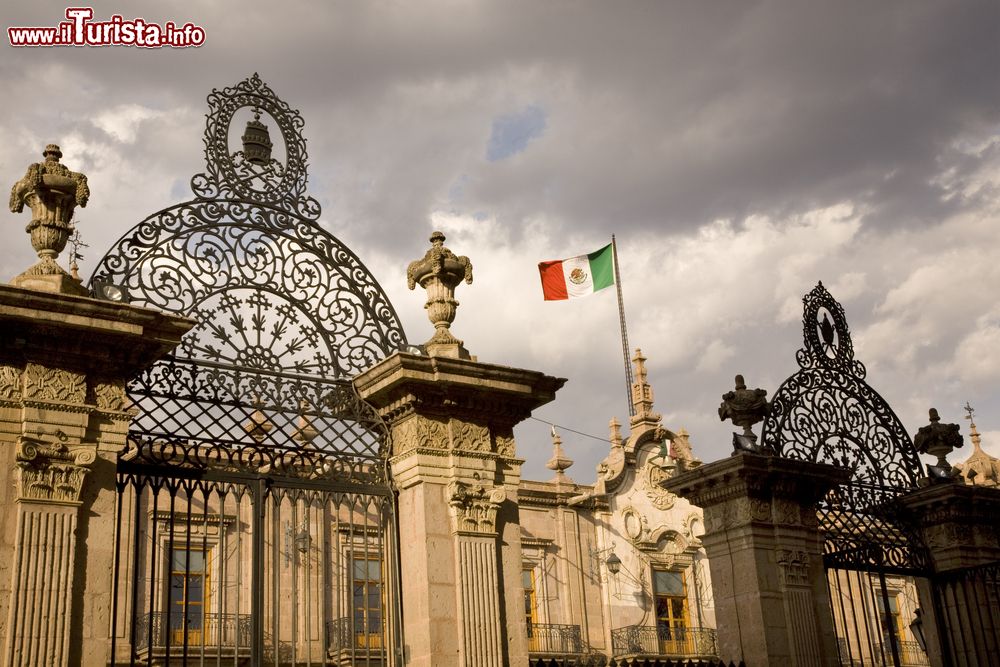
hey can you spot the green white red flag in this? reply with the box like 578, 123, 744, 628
538, 243, 615, 300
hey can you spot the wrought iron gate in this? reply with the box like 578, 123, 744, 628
762, 283, 935, 667
91, 74, 407, 666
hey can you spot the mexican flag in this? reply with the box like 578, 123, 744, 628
538, 243, 615, 300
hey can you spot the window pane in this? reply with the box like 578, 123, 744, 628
522, 569, 533, 589
368, 560, 381, 580
654, 571, 684, 596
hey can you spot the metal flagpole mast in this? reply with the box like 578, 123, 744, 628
611, 235, 635, 417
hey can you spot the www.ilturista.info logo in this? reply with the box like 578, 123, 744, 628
8, 8, 205, 48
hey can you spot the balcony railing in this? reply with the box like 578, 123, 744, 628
134, 612, 251, 652
326, 617, 387, 658
610, 625, 718, 658
527, 622, 585, 654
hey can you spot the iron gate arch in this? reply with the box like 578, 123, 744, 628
762, 283, 935, 667
91, 74, 407, 666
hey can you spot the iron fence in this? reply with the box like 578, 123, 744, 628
610, 625, 718, 658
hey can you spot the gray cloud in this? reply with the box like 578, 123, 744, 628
2, 0, 998, 480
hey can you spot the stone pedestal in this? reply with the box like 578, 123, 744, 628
662, 452, 850, 667
355, 352, 564, 667
0, 285, 192, 666
897, 482, 1000, 667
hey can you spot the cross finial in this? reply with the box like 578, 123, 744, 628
964, 401, 976, 425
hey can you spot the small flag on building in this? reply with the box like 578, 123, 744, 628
537, 243, 614, 300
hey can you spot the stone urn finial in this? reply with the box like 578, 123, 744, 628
8, 144, 90, 295
546, 427, 574, 484
719, 374, 771, 442
914, 408, 964, 481
406, 231, 473, 358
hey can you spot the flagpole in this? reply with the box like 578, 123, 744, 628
611, 235, 635, 417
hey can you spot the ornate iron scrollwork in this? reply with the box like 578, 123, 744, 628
761, 282, 922, 488
90, 74, 406, 482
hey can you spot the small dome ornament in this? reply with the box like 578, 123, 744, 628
241, 107, 273, 166
8, 144, 90, 295
406, 231, 473, 359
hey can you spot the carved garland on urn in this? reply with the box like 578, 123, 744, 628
15, 437, 95, 504
447, 478, 507, 535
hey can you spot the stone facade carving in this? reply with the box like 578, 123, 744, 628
495, 432, 515, 457
776, 549, 811, 588
15, 436, 95, 504
390, 415, 448, 454
92, 378, 127, 411
0, 364, 22, 400
23, 363, 86, 403
642, 460, 677, 510
452, 420, 490, 452
448, 478, 507, 534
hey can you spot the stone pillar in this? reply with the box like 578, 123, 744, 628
662, 452, 850, 667
0, 285, 192, 666
897, 482, 1000, 667
355, 352, 563, 667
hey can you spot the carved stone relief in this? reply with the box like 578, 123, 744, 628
391, 415, 448, 454
0, 364, 22, 400
15, 436, 95, 504
642, 460, 677, 510
451, 420, 490, 452
622, 506, 647, 541
776, 549, 811, 588
23, 363, 85, 403
447, 477, 506, 534
494, 433, 515, 457
92, 378, 127, 411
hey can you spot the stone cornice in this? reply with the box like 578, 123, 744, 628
354, 351, 565, 426
662, 452, 851, 509
0, 284, 193, 376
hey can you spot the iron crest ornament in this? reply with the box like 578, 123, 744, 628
91, 74, 407, 483
760, 282, 923, 488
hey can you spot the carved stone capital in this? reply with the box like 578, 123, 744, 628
447, 479, 507, 535
15, 436, 96, 504
776, 548, 811, 588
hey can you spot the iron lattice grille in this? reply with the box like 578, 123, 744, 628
820, 482, 931, 575
125, 357, 387, 486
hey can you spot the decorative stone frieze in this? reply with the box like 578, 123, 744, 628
452, 420, 490, 452
23, 362, 86, 403
448, 478, 507, 535
90, 377, 127, 411
0, 364, 22, 399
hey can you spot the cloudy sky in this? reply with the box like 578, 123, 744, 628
2, 1, 998, 481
